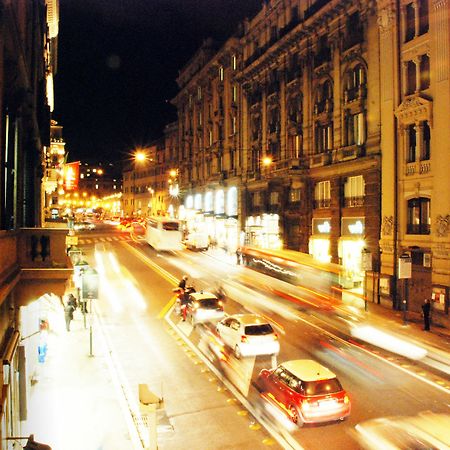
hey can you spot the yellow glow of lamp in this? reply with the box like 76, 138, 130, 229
169, 169, 177, 177
135, 150, 147, 162
263, 156, 272, 167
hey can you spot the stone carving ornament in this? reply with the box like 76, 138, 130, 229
381, 215, 394, 236
436, 214, 450, 237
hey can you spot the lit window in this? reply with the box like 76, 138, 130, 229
407, 197, 430, 234
314, 181, 331, 208
219, 65, 224, 81
289, 188, 301, 203
231, 54, 237, 70
344, 175, 365, 207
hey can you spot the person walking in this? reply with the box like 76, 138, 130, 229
422, 298, 431, 331
178, 275, 188, 290
64, 302, 75, 332
67, 293, 77, 310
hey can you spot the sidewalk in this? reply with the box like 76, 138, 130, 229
22, 301, 137, 450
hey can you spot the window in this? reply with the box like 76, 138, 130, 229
231, 115, 237, 135
406, 60, 416, 95
421, 121, 431, 161
232, 85, 238, 103
344, 175, 365, 207
407, 124, 416, 163
420, 55, 430, 90
419, 0, 429, 35
405, 3, 415, 42
407, 197, 430, 234
346, 112, 366, 146
197, 86, 202, 100
289, 188, 301, 203
231, 54, 237, 70
252, 192, 261, 207
219, 65, 224, 81
315, 123, 333, 153
345, 65, 366, 101
269, 191, 279, 205
314, 181, 331, 208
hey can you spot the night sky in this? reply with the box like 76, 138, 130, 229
54, 0, 262, 164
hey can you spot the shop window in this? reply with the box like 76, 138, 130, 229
407, 124, 416, 163
420, 55, 430, 90
289, 188, 301, 203
344, 175, 365, 207
421, 121, 431, 161
406, 60, 416, 95
407, 197, 430, 234
314, 181, 331, 208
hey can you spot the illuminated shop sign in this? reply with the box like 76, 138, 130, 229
204, 191, 213, 212
185, 195, 193, 209
312, 218, 331, 234
215, 190, 225, 215
342, 217, 365, 235
194, 193, 202, 210
227, 187, 238, 216
63, 161, 80, 191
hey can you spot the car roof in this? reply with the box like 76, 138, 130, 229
190, 292, 218, 301
281, 360, 336, 382
229, 314, 271, 326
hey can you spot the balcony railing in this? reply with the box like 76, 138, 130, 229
344, 196, 365, 208
314, 198, 331, 209
407, 223, 430, 235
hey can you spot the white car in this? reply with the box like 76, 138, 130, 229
186, 292, 225, 326
216, 314, 280, 359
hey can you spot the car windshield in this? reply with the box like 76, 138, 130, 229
199, 298, 220, 309
162, 222, 179, 231
303, 378, 343, 396
245, 324, 274, 335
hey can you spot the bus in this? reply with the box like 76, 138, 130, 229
145, 217, 183, 251
239, 246, 344, 302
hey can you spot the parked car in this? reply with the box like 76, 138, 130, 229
216, 313, 279, 358
185, 292, 225, 326
355, 412, 450, 450
257, 359, 350, 426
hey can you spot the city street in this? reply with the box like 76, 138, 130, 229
64, 226, 450, 449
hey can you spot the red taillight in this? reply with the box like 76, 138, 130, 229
241, 335, 248, 343
273, 333, 278, 340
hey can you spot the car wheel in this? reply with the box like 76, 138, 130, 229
289, 405, 303, 427
234, 345, 241, 359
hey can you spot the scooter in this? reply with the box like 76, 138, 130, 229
173, 286, 196, 317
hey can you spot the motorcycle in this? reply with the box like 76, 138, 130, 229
173, 285, 196, 317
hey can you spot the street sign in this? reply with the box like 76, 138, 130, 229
398, 252, 412, 279
82, 267, 99, 299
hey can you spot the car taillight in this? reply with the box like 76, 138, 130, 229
241, 335, 248, 343
343, 395, 349, 404
218, 300, 223, 307
273, 333, 278, 340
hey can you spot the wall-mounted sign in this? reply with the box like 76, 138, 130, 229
227, 187, 238, 216
194, 193, 202, 210
204, 191, 213, 212
313, 218, 331, 234
342, 217, 365, 236
215, 190, 225, 214
63, 162, 80, 191
398, 252, 412, 279
185, 195, 193, 209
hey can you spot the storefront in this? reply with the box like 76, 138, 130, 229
339, 217, 366, 287
245, 213, 282, 249
309, 218, 332, 263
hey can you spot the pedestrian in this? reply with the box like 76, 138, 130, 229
236, 247, 241, 265
422, 298, 431, 331
64, 302, 75, 332
67, 293, 77, 310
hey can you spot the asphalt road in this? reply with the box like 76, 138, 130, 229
76, 226, 450, 450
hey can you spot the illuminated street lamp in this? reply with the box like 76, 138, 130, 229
262, 156, 272, 167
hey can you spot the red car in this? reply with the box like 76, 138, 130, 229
257, 359, 350, 426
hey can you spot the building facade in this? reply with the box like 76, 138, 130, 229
0, 0, 72, 445
170, 0, 449, 323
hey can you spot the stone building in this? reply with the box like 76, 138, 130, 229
170, 0, 449, 322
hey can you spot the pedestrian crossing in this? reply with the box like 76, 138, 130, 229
77, 235, 131, 245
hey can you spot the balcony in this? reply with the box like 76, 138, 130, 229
314, 198, 331, 209
309, 152, 331, 168
405, 161, 431, 176
0, 228, 73, 308
333, 145, 364, 162
344, 196, 365, 208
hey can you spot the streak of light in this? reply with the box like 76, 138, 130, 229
108, 252, 121, 274
351, 325, 428, 360
164, 256, 205, 280
124, 279, 147, 310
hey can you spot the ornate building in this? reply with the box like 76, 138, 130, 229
171, 0, 449, 323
